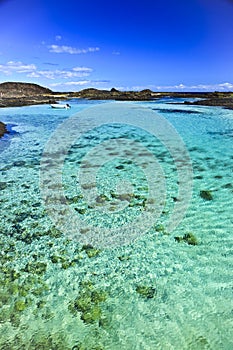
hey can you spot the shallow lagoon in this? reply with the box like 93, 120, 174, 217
0, 99, 232, 349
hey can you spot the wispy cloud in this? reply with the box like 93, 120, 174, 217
55, 35, 62, 41
49, 79, 110, 90
43, 62, 59, 66
0, 61, 36, 75
50, 81, 90, 87
131, 82, 233, 92
0, 60, 93, 80
72, 67, 93, 73
112, 51, 120, 55
48, 45, 100, 54
218, 82, 233, 89
27, 66, 93, 80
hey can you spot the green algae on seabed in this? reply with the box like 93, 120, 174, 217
0, 331, 72, 350
14, 299, 27, 312
81, 244, 101, 258
136, 285, 157, 299
69, 280, 108, 325
175, 232, 198, 246
200, 190, 213, 200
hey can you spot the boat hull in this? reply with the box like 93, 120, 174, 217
51, 104, 70, 109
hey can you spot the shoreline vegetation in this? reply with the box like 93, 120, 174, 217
0, 81, 233, 111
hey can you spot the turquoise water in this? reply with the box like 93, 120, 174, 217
0, 99, 232, 349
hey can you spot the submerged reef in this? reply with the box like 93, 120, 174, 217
81, 244, 101, 258
175, 232, 198, 246
200, 190, 213, 201
136, 285, 157, 299
69, 281, 108, 325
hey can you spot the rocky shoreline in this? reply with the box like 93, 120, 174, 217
0, 82, 57, 107
184, 96, 233, 109
0, 81, 233, 109
0, 121, 8, 138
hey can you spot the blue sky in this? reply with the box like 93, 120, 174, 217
0, 0, 233, 91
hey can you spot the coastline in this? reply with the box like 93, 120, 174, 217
0, 82, 233, 109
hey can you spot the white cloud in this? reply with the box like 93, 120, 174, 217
48, 45, 100, 54
0, 60, 93, 82
27, 71, 40, 78
112, 51, 120, 55
73, 67, 93, 72
49, 80, 110, 91
0, 61, 36, 75
131, 83, 233, 92
27, 67, 92, 80
55, 35, 62, 41
218, 82, 233, 89
50, 81, 90, 87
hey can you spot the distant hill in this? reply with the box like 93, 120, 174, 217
0, 82, 53, 98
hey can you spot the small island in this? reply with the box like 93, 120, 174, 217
0, 81, 233, 109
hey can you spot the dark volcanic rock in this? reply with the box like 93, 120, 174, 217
71, 87, 155, 101
0, 96, 56, 108
0, 82, 53, 98
0, 121, 8, 138
184, 97, 233, 110
0, 82, 56, 107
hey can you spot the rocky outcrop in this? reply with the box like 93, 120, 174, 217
68, 88, 155, 100
0, 82, 53, 97
0, 82, 56, 107
184, 96, 233, 109
0, 96, 56, 108
68, 89, 222, 101
0, 121, 8, 138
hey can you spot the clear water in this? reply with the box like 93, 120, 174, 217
0, 99, 232, 349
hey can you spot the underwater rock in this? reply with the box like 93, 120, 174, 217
80, 305, 101, 324
13, 160, 26, 167
75, 208, 86, 215
0, 182, 7, 190
118, 255, 130, 261
14, 300, 26, 312
222, 183, 232, 189
115, 165, 125, 170
154, 224, 166, 233
95, 194, 110, 204
47, 226, 62, 238
72, 343, 105, 350
175, 232, 198, 246
136, 285, 156, 299
61, 261, 75, 269
111, 192, 134, 201
200, 190, 213, 200
69, 281, 107, 325
69, 194, 84, 203
50, 255, 65, 264
24, 261, 47, 275
183, 233, 198, 245
81, 244, 101, 258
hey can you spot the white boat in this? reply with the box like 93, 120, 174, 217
51, 103, 71, 109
